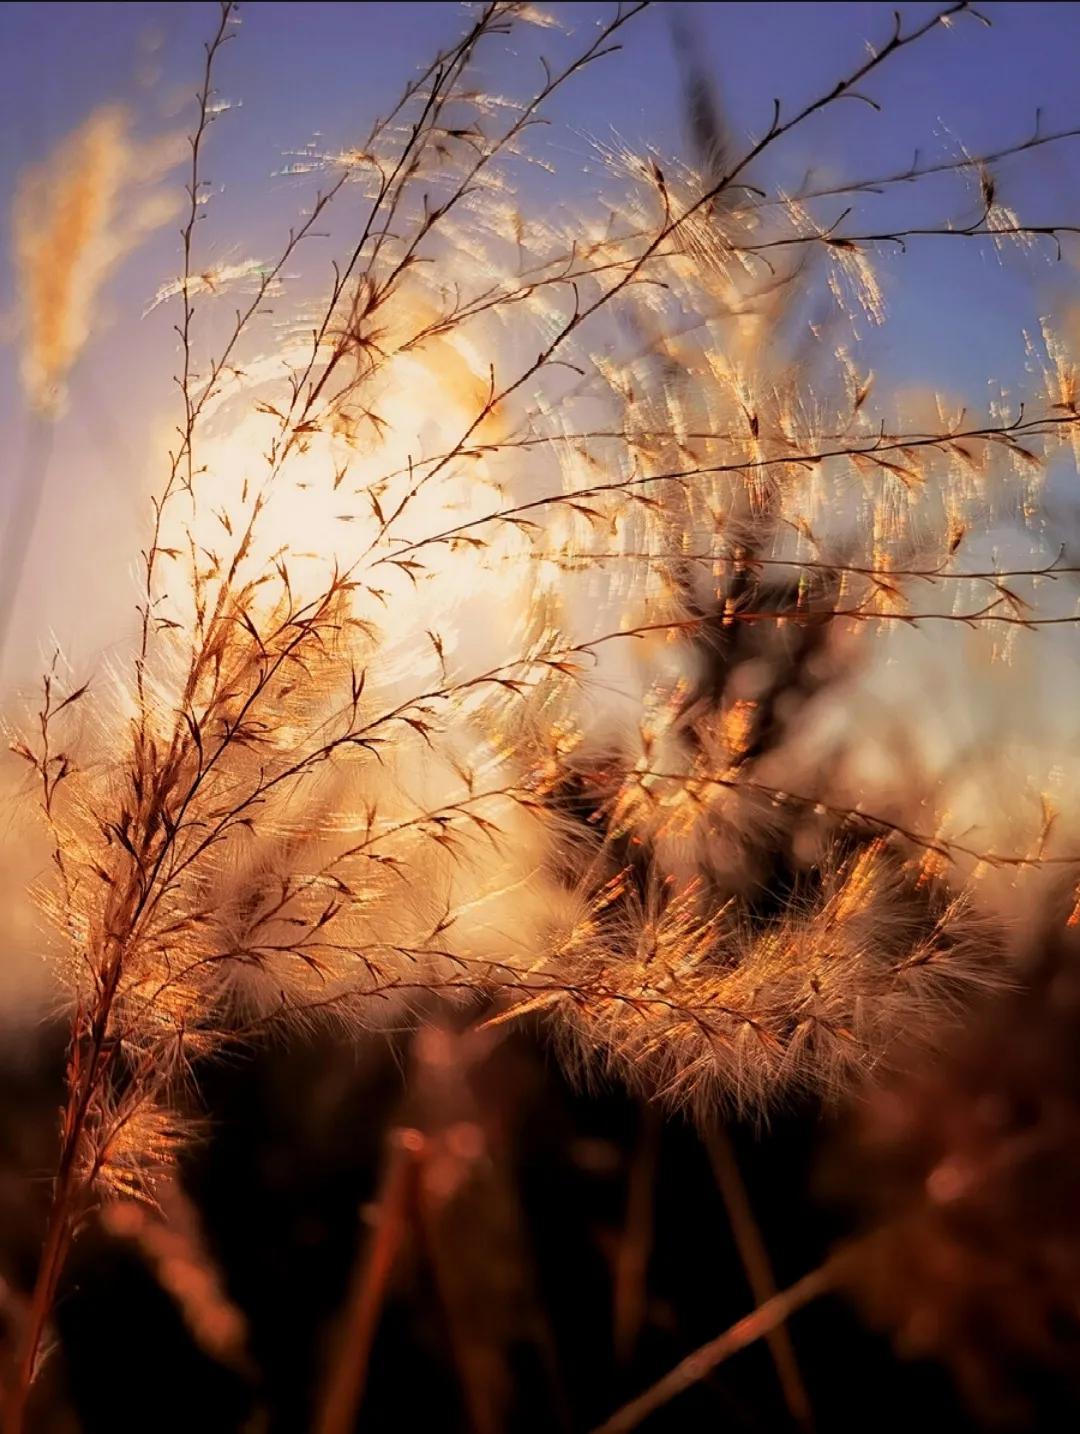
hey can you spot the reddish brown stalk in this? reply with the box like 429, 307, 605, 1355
592, 1250, 850, 1434
705, 1129, 814, 1432
2, 1176, 74, 1434
2, 979, 119, 1434
613, 1106, 661, 1365
314, 1128, 425, 1434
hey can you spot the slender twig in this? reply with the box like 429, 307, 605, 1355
592, 1251, 849, 1434
705, 1129, 814, 1432
751, 117, 1080, 209
373, 409, 1079, 569
740, 219, 1080, 256
613, 1106, 661, 1364
314, 1128, 425, 1434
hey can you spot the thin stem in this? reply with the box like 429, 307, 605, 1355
613, 1106, 661, 1364
1, 1174, 75, 1434
137, 0, 235, 719
373, 409, 1079, 569
705, 1129, 814, 1432
313, 1128, 424, 1434
592, 1250, 849, 1434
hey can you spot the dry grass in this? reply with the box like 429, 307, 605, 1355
6, 1, 1080, 1426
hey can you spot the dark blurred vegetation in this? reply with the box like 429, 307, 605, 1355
5, 1008, 1059, 1433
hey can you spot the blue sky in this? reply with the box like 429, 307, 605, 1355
8, 4, 1078, 404
5, 1, 1080, 396
3, 2, 1080, 683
